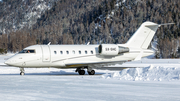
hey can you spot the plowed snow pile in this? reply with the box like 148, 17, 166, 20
102, 65, 180, 81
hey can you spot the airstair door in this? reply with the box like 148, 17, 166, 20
41, 45, 51, 62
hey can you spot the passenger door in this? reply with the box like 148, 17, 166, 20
41, 45, 51, 62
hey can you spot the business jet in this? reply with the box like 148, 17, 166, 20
4, 21, 173, 75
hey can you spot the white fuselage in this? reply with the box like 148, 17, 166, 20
5, 44, 153, 69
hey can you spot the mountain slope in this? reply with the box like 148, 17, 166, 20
0, 0, 180, 58
0, 0, 58, 34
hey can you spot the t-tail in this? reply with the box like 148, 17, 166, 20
126, 21, 174, 49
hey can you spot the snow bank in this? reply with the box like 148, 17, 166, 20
102, 65, 180, 81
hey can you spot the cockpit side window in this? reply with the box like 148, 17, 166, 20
19, 49, 35, 53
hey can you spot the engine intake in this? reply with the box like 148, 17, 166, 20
98, 44, 129, 56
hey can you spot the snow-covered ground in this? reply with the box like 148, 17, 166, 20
1, 76, 180, 101
0, 54, 180, 101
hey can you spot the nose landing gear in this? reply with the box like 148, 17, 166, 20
20, 67, 25, 75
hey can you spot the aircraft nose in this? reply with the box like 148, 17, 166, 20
4, 59, 15, 66
4, 60, 11, 65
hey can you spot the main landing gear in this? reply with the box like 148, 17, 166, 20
78, 70, 85, 75
20, 67, 25, 75
75, 67, 95, 75
88, 70, 95, 75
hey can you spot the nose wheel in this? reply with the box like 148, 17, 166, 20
20, 68, 25, 75
20, 72, 25, 75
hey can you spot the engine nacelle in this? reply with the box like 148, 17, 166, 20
98, 44, 129, 56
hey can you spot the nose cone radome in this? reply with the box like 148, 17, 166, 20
4, 57, 23, 67
4, 59, 17, 66
4, 60, 11, 66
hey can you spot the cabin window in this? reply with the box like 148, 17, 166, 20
72, 50, 75, 54
85, 51, 87, 54
54, 51, 57, 54
91, 51, 93, 54
79, 51, 81, 54
66, 51, 69, 54
60, 51, 63, 54
19, 49, 35, 53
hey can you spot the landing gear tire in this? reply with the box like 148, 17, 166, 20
88, 70, 95, 75
20, 67, 25, 76
20, 72, 25, 75
78, 70, 85, 75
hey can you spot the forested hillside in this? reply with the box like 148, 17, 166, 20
0, 0, 180, 58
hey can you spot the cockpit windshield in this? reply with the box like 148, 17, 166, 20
19, 50, 35, 53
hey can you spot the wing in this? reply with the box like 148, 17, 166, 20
95, 64, 137, 71
65, 60, 127, 67
95, 67, 129, 70
65, 60, 134, 71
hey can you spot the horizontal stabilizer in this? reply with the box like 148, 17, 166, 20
159, 23, 175, 26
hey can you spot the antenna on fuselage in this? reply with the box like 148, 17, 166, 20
48, 42, 51, 45
87, 42, 90, 45
99, 40, 103, 44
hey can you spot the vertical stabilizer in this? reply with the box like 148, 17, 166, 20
126, 21, 160, 49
